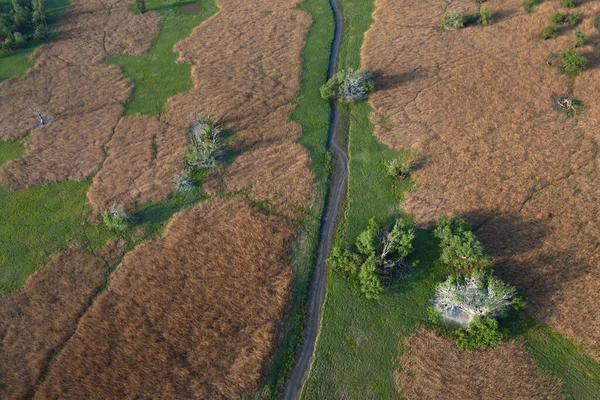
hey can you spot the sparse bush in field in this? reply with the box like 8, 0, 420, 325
173, 170, 194, 193
553, 94, 585, 116
136, 0, 146, 14
454, 317, 504, 351
441, 9, 465, 31
326, 217, 415, 299
384, 156, 414, 179
186, 114, 224, 168
434, 216, 489, 274
573, 30, 585, 47
550, 11, 566, 24
479, 6, 493, 26
432, 271, 522, 328
560, 0, 577, 9
320, 68, 375, 102
564, 13, 581, 27
559, 48, 587, 76
540, 23, 561, 39
524, 0, 544, 13
102, 204, 131, 232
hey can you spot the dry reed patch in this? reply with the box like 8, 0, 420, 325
396, 329, 562, 400
36, 291, 204, 400
362, 0, 600, 356
41, 197, 295, 398
0, 0, 160, 188
87, 116, 186, 212
0, 250, 109, 399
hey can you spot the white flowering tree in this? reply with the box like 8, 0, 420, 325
433, 272, 520, 328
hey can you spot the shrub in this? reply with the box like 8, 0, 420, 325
554, 94, 585, 116
136, 0, 146, 14
441, 9, 465, 31
550, 11, 580, 27
559, 48, 587, 76
550, 11, 566, 24
560, 0, 577, 8
358, 256, 384, 299
320, 68, 375, 102
384, 156, 413, 179
455, 317, 504, 351
433, 216, 489, 274
432, 271, 522, 328
102, 204, 131, 232
173, 170, 194, 194
186, 114, 224, 168
573, 30, 585, 47
564, 13, 581, 27
540, 23, 560, 39
479, 6, 493, 27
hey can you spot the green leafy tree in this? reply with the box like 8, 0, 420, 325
102, 204, 131, 232
320, 68, 375, 102
356, 218, 379, 256
434, 216, 489, 274
560, 48, 587, 76
441, 9, 464, 30
455, 317, 504, 351
573, 30, 585, 48
136, 0, 146, 14
479, 6, 493, 26
358, 256, 384, 300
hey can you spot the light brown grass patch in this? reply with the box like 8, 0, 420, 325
0, 0, 160, 188
363, 0, 600, 358
396, 329, 562, 400
0, 250, 109, 399
40, 197, 295, 398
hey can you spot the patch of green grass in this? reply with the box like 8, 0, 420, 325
258, 0, 334, 396
106, 0, 218, 116
0, 138, 24, 166
0, 0, 70, 82
303, 0, 600, 398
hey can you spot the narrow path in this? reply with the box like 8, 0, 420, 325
284, 0, 347, 398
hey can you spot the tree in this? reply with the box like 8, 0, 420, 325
136, 0, 146, 14
454, 317, 504, 351
102, 204, 132, 232
320, 68, 375, 103
573, 30, 585, 47
31, 0, 47, 39
434, 216, 489, 274
432, 271, 522, 328
358, 256, 384, 300
560, 48, 587, 76
186, 113, 225, 168
441, 9, 464, 30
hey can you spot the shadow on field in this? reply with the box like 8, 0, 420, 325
372, 69, 427, 92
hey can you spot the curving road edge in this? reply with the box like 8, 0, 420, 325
284, 0, 347, 398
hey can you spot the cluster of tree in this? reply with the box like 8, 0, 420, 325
429, 216, 524, 351
440, 5, 493, 31
327, 217, 415, 299
320, 68, 375, 103
0, 0, 48, 51
102, 204, 132, 232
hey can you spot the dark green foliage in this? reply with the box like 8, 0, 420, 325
560, 0, 577, 9
454, 317, 504, 351
573, 30, 585, 47
560, 48, 587, 76
540, 23, 561, 39
550, 11, 566, 24
0, 0, 47, 49
136, 0, 146, 14
564, 13, 581, 27
433, 216, 489, 274
326, 217, 415, 299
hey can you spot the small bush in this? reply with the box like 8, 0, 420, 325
560, 0, 577, 9
320, 68, 375, 103
173, 170, 194, 194
455, 317, 504, 351
524, 0, 544, 13
186, 114, 224, 168
479, 6, 493, 26
433, 216, 489, 274
564, 13, 581, 27
559, 48, 587, 76
441, 9, 465, 31
540, 23, 560, 39
136, 0, 146, 13
549, 11, 580, 27
554, 94, 585, 116
550, 11, 566, 24
102, 204, 131, 232
573, 30, 585, 47
384, 156, 413, 179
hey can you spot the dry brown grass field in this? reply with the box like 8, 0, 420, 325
363, 0, 600, 359
0, 239, 125, 399
1, 0, 316, 397
396, 329, 562, 399
38, 198, 295, 398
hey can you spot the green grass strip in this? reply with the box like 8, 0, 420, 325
106, 0, 218, 116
